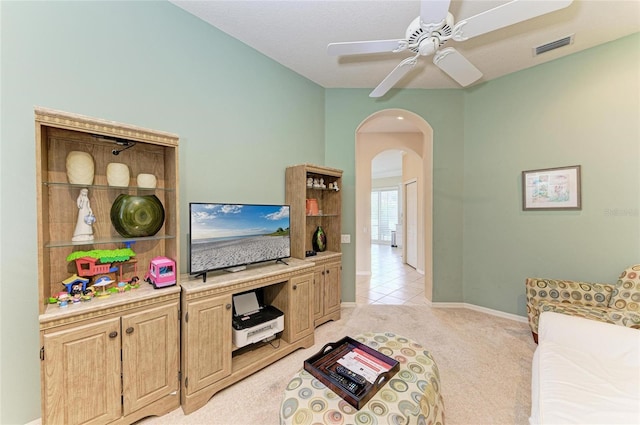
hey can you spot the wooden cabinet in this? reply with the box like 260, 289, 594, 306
312, 255, 342, 327
42, 318, 122, 425
286, 164, 343, 327
35, 108, 181, 424
121, 303, 180, 416
183, 294, 233, 395
40, 294, 180, 425
269, 273, 314, 342
180, 259, 315, 414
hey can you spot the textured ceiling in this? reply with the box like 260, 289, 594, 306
169, 0, 639, 176
171, 0, 639, 90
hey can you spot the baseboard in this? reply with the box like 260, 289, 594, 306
431, 302, 528, 323
340, 301, 527, 323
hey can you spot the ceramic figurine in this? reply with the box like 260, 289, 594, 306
320, 178, 325, 189
72, 188, 95, 242
307, 177, 313, 188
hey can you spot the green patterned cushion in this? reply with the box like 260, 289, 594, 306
609, 265, 640, 312
525, 278, 614, 333
538, 300, 613, 325
607, 309, 640, 329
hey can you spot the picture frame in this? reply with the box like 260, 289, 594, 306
522, 165, 581, 211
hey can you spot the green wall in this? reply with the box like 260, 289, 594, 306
463, 33, 640, 315
0, 2, 324, 423
324, 89, 466, 303
1, 0, 638, 422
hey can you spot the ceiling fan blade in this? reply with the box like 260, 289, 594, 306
420, 0, 451, 30
327, 39, 408, 56
433, 48, 482, 87
452, 0, 573, 41
369, 55, 419, 98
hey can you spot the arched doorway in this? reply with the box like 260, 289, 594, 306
355, 109, 434, 300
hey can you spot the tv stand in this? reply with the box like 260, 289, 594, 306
275, 258, 289, 266
180, 258, 316, 415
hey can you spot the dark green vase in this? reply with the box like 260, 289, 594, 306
110, 194, 165, 238
312, 226, 327, 252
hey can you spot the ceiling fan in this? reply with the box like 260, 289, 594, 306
327, 0, 573, 97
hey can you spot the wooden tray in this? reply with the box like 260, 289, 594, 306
303, 336, 400, 410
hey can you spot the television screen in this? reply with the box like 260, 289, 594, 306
189, 203, 290, 276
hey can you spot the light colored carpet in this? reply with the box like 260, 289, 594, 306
142, 304, 536, 425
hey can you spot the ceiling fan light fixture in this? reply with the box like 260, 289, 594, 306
533, 34, 575, 56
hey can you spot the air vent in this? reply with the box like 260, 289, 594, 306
533, 34, 574, 56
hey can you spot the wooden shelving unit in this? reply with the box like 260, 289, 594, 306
285, 164, 342, 326
35, 107, 181, 424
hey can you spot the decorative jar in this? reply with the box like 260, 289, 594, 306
106, 163, 130, 187
66, 151, 94, 185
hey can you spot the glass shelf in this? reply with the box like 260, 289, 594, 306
45, 234, 175, 248
306, 186, 340, 192
43, 181, 174, 192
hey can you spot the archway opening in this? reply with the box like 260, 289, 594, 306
354, 109, 434, 301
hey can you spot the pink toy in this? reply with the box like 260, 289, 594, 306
144, 256, 177, 289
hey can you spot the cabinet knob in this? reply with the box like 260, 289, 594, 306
326, 270, 330, 274
109, 331, 118, 339
226, 304, 232, 310
293, 285, 297, 290
126, 327, 134, 334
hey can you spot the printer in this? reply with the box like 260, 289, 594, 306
232, 290, 284, 348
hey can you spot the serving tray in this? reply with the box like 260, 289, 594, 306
303, 336, 400, 409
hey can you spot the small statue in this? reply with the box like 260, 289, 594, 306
307, 177, 313, 188
72, 188, 95, 242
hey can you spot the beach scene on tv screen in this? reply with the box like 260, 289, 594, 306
190, 204, 290, 272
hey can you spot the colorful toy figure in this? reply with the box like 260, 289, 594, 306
144, 256, 177, 289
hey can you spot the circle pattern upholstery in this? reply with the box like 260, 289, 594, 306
280, 332, 444, 425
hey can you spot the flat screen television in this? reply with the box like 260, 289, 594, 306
189, 203, 290, 279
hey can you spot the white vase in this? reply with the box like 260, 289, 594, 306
66, 151, 94, 185
106, 163, 130, 187
136, 173, 157, 189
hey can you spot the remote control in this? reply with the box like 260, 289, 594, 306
336, 365, 367, 386
327, 369, 360, 394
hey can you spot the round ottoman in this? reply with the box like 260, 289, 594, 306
280, 332, 445, 424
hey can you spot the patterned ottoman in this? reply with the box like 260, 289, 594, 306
280, 332, 445, 425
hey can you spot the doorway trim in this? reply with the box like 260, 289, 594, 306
354, 109, 434, 300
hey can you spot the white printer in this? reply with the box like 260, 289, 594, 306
231, 290, 284, 348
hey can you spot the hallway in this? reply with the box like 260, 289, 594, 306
355, 244, 428, 305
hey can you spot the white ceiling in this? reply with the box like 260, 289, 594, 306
170, 0, 639, 177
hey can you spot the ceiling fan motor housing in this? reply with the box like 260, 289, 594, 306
406, 13, 454, 54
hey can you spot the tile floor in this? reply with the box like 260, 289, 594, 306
355, 244, 428, 305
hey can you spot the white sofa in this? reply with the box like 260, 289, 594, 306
530, 311, 640, 425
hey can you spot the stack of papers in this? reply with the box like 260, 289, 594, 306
337, 348, 393, 384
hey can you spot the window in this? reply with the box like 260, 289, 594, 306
371, 188, 398, 244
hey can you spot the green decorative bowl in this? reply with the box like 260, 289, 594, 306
110, 194, 165, 238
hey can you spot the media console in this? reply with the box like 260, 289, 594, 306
179, 258, 315, 414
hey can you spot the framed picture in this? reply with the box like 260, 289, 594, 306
522, 165, 581, 210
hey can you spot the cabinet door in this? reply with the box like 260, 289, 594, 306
324, 261, 342, 315
184, 295, 232, 395
289, 273, 314, 341
121, 303, 179, 415
42, 318, 121, 425
312, 266, 324, 320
